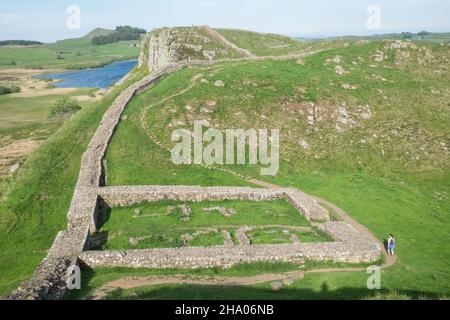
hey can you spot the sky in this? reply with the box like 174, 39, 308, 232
1, 0, 449, 42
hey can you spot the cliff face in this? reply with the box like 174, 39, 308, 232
138, 26, 245, 73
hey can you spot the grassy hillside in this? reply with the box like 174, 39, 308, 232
216, 28, 348, 57
0, 28, 140, 70
98, 39, 450, 299
216, 28, 306, 56
333, 32, 450, 44
1, 26, 449, 300
0, 67, 147, 296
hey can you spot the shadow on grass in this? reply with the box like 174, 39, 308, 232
68, 265, 446, 301
101, 283, 446, 301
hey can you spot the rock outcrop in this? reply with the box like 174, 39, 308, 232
139, 26, 251, 73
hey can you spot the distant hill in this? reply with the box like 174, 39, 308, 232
84, 28, 116, 40
0, 40, 43, 46
45, 28, 116, 50
0, 28, 140, 70
320, 31, 450, 43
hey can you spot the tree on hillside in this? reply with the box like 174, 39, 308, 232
91, 26, 146, 45
48, 97, 81, 118
418, 31, 431, 36
0, 86, 21, 95
0, 40, 43, 46
402, 32, 413, 40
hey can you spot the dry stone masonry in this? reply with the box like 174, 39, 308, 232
9, 27, 381, 300
79, 222, 380, 269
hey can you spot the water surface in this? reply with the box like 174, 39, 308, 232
37, 60, 137, 89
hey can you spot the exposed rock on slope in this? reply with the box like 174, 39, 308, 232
139, 26, 249, 73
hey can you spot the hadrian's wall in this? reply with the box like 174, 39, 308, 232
7, 226, 89, 300
7, 64, 183, 300
97, 185, 330, 222
79, 222, 381, 270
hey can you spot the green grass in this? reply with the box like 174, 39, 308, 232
247, 227, 334, 245
216, 28, 305, 56
0, 29, 139, 70
105, 65, 256, 187
99, 40, 450, 299
1, 36, 450, 300
293, 229, 335, 243
0, 67, 147, 296
189, 232, 225, 247
337, 32, 450, 44
93, 273, 448, 300
247, 228, 294, 245
98, 199, 311, 250
68, 262, 304, 300
0, 89, 95, 143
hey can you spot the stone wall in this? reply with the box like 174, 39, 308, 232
97, 185, 330, 222
79, 222, 381, 269
7, 63, 183, 300
7, 226, 89, 300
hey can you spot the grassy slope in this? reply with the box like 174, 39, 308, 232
0, 89, 95, 141
99, 40, 450, 299
216, 28, 305, 56
106, 66, 254, 187
216, 28, 347, 57
0, 28, 140, 70
1, 28, 449, 299
336, 32, 450, 44
0, 68, 147, 296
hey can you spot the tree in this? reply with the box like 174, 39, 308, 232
418, 31, 431, 36
48, 97, 81, 118
91, 26, 146, 45
0, 85, 21, 95
402, 32, 413, 40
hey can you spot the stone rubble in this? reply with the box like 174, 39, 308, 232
203, 207, 237, 218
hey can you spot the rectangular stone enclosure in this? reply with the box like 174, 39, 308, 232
77, 186, 381, 270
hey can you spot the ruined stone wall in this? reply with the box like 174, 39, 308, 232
7, 64, 183, 300
7, 226, 89, 300
79, 222, 381, 270
97, 186, 330, 222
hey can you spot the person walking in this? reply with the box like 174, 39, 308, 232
387, 234, 396, 256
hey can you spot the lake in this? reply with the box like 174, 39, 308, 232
36, 60, 138, 89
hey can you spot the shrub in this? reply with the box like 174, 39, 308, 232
402, 32, 413, 40
48, 97, 81, 118
0, 85, 21, 95
0, 86, 8, 95
9, 86, 21, 93
418, 31, 431, 36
